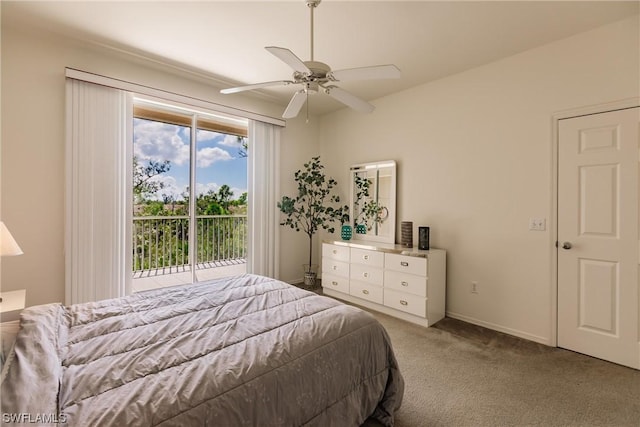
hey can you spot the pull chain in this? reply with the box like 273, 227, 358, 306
306, 87, 310, 123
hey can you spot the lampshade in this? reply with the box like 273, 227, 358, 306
0, 221, 23, 256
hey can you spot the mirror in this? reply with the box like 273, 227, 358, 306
349, 160, 396, 244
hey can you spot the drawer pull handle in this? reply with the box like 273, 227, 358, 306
363, 255, 369, 260
332, 249, 337, 254
401, 281, 409, 287
400, 300, 408, 306
362, 289, 370, 295
363, 272, 369, 278
332, 281, 338, 286
332, 265, 337, 270
400, 261, 409, 267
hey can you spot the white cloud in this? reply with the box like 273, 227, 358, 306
195, 182, 220, 196
218, 134, 245, 147
196, 147, 233, 168
230, 187, 248, 200
134, 119, 190, 166
197, 129, 220, 142
145, 175, 186, 201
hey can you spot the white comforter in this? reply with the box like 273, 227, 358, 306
1, 274, 404, 426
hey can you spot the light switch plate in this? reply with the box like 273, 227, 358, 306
529, 218, 546, 231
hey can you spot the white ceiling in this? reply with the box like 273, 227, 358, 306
4, 1, 639, 116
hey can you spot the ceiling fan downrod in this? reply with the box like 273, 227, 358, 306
306, 0, 321, 61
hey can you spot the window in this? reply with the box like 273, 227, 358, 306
66, 69, 282, 304
131, 100, 248, 291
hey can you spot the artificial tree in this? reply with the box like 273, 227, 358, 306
277, 156, 348, 287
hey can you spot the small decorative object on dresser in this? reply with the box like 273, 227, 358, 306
341, 225, 353, 240
340, 211, 352, 240
400, 221, 413, 247
322, 240, 446, 327
418, 226, 430, 250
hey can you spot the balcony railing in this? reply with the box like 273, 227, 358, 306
133, 215, 247, 277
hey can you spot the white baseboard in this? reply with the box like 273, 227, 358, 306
446, 310, 552, 346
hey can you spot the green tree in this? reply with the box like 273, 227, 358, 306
216, 185, 233, 213
238, 192, 247, 205
133, 156, 171, 201
196, 189, 222, 215
140, 200, 166, 216
237, 136, 248, 158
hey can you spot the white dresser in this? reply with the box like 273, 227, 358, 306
322, 241, 446, 327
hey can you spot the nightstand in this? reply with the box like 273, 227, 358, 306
0, 289, 26, 322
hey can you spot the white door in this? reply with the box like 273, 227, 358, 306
558, 107, 639, 369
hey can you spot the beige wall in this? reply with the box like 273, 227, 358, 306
318, 15, 639, 344
0, 22, 318, 306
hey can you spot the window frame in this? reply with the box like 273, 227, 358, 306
132, 98, 249, 286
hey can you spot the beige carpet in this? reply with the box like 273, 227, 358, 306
364, 312, 640, 427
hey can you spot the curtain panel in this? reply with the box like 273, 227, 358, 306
247, 120, 281, 279
65, 79, 133, 305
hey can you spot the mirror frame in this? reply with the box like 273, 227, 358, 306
349, 160, 397, 244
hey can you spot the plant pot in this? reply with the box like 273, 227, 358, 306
355, 224, 367, 234
302, 264, 318, 288
341, 225, 353, 240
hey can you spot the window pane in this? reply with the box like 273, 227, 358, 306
132, 117, 192, 289
194, 127, 247, 282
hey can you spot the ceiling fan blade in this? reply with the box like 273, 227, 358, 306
323, 86, 375, 114
328, 65, 401, 82
220, 80, 293, 94
282, 90, 307, 119
265, 46, 311, 75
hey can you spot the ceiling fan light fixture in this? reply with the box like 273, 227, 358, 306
305, 82, 319, 94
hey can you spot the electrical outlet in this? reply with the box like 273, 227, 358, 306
471, 281, 479, 294
529, 218, 546, 231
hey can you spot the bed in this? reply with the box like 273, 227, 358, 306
1, 274, 404, 426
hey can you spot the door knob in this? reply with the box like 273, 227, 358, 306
562, 242, 572, 250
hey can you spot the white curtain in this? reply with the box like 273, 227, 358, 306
247, 120, 281, 278
65, 79, 133, 305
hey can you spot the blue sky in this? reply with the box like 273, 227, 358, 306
134, 118, 247, 201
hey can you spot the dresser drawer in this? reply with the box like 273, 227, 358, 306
321, 273, 349, 294
322, 259, 349, 279
385, 253, 427, 276
384, 289, 427, 318
384, 270, 427, 297
350, 263, 383, 286
350, 248, 384, 267
350, 280, 383, 304
322, 243, 350, 262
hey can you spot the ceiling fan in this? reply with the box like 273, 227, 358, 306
220, 0, 401, 119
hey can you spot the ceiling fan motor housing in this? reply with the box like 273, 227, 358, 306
294, 60, 331, 85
